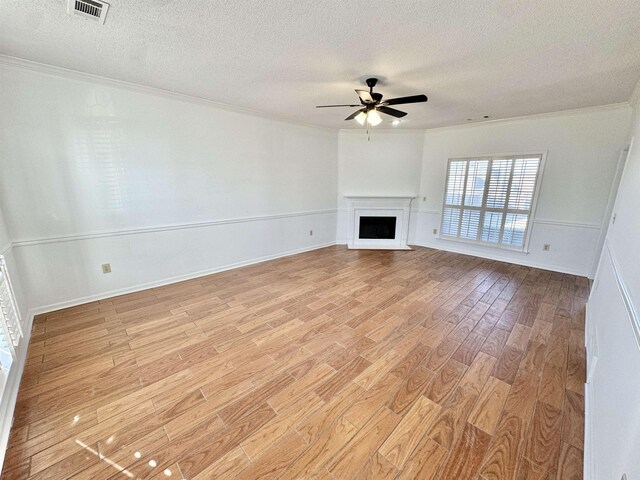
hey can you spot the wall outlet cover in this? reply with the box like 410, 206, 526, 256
102, 263, 112, 273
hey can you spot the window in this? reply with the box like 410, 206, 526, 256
0, 256, 23, 374
440, 153, 544, 250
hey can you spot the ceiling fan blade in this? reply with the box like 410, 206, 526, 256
345, 109, 365, 121
355, 89, 374, 104
316, 104, 361, 108
383, 94, 428, 106
377, 106, 408, 118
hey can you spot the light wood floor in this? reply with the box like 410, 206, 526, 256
2, 246, 586, 479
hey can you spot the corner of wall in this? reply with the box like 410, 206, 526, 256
629, 78, 640, 111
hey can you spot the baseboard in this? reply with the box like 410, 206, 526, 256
584, 301, 595, 480
584, 380, 595, 480
410, 241, 589, 277
340, 239, 586, 276
0, 310, 34, 471
29, 241, 338, 317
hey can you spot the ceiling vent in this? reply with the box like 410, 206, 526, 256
466, 115, 491, 122
68, 0, 110, 24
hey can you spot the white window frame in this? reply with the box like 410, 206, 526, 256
439, 151, 547, 253
0, 256, 23, 372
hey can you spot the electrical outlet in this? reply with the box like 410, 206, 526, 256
433, 229, 438, 235
309, 230, 313, 236
543, 244, 551, 251
101, 263, 111, 274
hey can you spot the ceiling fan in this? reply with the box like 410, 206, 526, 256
316, 78, 428, 126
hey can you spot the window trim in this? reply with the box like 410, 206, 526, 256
438, 151, 547, 253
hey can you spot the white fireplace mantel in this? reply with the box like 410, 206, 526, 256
344, 196, 415, 250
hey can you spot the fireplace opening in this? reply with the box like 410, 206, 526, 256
358, 216, 397, 239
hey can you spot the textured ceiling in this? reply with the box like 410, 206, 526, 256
1, 0, 640, 129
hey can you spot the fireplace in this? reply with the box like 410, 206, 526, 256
344, 196, 414, 250
358, 216, 397, 239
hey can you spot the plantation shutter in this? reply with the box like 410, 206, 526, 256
0, 257, 23, 372
441, 154, 543, 250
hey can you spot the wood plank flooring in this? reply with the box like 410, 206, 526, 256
2, 246, 587, 479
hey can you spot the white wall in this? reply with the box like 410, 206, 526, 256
336, 130, 424, 243
0, 64, 339, 312
338, 130, 424, 199
585, 84, 640, 480
337, 106, 631, 276
0, 209, 10, 254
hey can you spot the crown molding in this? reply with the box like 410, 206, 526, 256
0, 55, 338, 133
338, 128, 427, 135
337, 102, 631, 135
2, 55, 630, 135
420, 102, 631, 134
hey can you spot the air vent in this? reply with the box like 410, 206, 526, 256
68, 0, 110, 24
466, 115, 491, 122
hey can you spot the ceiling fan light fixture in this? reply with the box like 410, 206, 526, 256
355, 111, 367, 125
367, 109, 382, 126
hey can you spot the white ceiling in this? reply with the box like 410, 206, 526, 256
2, 0, 640, 129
